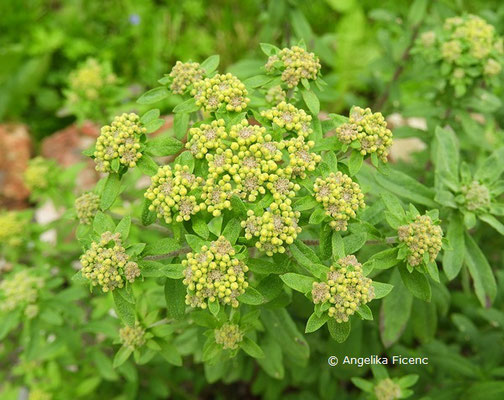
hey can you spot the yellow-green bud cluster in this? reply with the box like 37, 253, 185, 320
241, 201, 301, 256
79, 231, 140, 292
462, 180, 491, 211
68, 58, 116, 101
0, 270, 44, 313
201, 175, 232, 216
169, 61, 204, 94
337, 106, 393, 162
192, 73, 250, 112
265, 85, 286, 104
145, 164, 203, 223
119, 325, 145, 349
23, 157, 51, 191
214, 323, 244, 350
313, 172, 365, 231
182, 236, 249, 308
374, 378, 402, 400
28, 388, 52, 400
0, 211, 26, 247
75, 192, 100, 225
312, 256, 374, 323
186, 119, 227, 158
94, 113, 146, 172
265, 46, 321, 88
285, 137, 321, 179
261, 101, 313, 137
398, 215, 443, 267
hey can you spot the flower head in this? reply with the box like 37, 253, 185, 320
169, 61, 204, 94
214, 323, 243, 350
75, 192, 100, 225
119, 325, 145, 349
398, 215, 443, 267
0, 270, 44, 312
192, 73, 249, 112
462, 180, 490, 211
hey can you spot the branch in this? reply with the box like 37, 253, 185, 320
109, 212, 172, 234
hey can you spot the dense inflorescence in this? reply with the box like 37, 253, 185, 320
93, 113, 146, 172
79, 231, 140, 292
75, 192, 101, 225
285, 137, 321, 179
23, 157, 51, 191
398, 215, 443, 267
214, 323, 244, 350
186, 119, 227, 158
68, 58, 116, 102
462, 180, 491, 211
182, 236, 249, 309
313, 172, 365, 231
145, 164, 203, 223
265, 46, 321, 88
374, 378, 402, 400
169, 61, 204, 94
265, 85, 286, 104
0, 211, 26, 247
261, 101, 313, 137
337, 107, 393, 162
311, 256, 374, 323
119, 325, 146, 349
0, 270, 44, 315
192, 73, 249, 112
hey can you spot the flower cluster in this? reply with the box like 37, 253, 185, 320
192, 73, 249, 112
0, 211, 26, 247
186, 119, 228, 158
145, 164, 203, 223
261, 101, 313, 137
311, 256, 375, 323
94, 113, 145, 172
75, 192, 100, 225
285, 137, 321, 179
169, 61, 204, 94
265, 46, 321, 88
214, 323, 244, 350
0, 270, 44, 314
337, 107, 393, 162
68, 58, 116, 102
79, 231, 140, 292
313, 172, 365, 231
398, 215, 443, 267
23, 157, 51, 191
119, 325, 146, 349
182, 236, 249, 309
265, 85, 286, 104
242, 201, 302, 256
461, 180, 490, 211
374, 378, 402, 400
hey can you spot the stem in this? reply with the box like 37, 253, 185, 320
109, 212, 171, 234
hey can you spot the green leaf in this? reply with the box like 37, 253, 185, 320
243, 75, 273, 88
465, 233, 497, 307
301, 89, 319, 115
93, 211, 115, 234
327, 319, 350, 343
159, 340, 183, 366
100, 173, 121, 210
221, 218, 242, 244
143, 238, 180, 256
381, 193, 405, 219
357, 304, 373, 320
399, 265, 432, 302
240, 337, 265, 359
143, 118, 165, 134
147, 136, 183, 156
407, 0, 428, 26
137, 154, 159, 176
280, 273, 315, 293
113, 290, 135, 327
442, 214, 465, 281
351, 377, 374, 393
141, 198, 157, 226
238, 287, 264, 305
259, 43, 280, 56
365, 248, 400, 271
164, 279, 186, 319
208, 216, 223, 237
200, 55, 220, 74
0, 311, 20, 340
372, 281, 394, 299
185, 234, 206, 252
305, 312, 329, 333
308, 207, 326, 224
480, 214, 504, 235
434, 126, 460, 191
173, 112, 190, 139
137, 86, 169, 105
290, 9, 313, 41
208, 300, 220, 317
474, 147, 504, 183
115, 216, 131, 240
173, 98, 199, 113
257, 337, 284, 379
348, 151, 363, 176
332, 232, 345, 259
230, 195, 248, 218
343, 233, 367, 255
113, 346, 133, 368
192, 215, 209, 239
140, 109, 160, 125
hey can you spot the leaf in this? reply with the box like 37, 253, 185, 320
257, 337, 284, 379
208, 216, 223, 237
331, 232, 345, 259
305, 312, 329, 333
208, 300, 220, 317
308, 207, 326, 224
357, 304, 373, 320
0, 311, 20, 340
443, 214, 465, 280
185, 234, 206, 252
372, 282, 394, 299
173, 98, 199, 113
399, 265, 432, 302
290, 9, 313, 40
100, 173, 121, 210
465, 233, 497, 307
474, 147, 504, 183
381, 193, 405, 219
221, 218, 242, 244
238, 287, 264, 305
140, 109, 160, 125
434, 126, 460, 191
230, 195, 248, 217
348, 151, 363, 176
240, 337, 265, 359
301, 89, 319, 115
327, 319, 350, 343
147, 136, 183, 156
280, 273, 315, 293
141, 198, 157, 226
173, 112, 190, 139
113, 346, 133, 368
93, 211, 115, 234
243, 75, 273, 88
136, 154, 159, 176
343, 233, 367, 254
159, 340, 183, 366
113, 290, 135, 327
407, 0, 428, 26
192, 215, 209, 239
480, 214, 504, 235
115, 216, 131, 240
137, 86, 169, 105
365, 248, 400, 271
143, 238, 180, 256
143, 118, 165, 134
175, 151, 195, 172
259, 43, 280, 56
164, 279, 186, 319
200, 55, 220, 74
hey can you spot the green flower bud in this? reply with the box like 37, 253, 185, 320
23, 157, 52, 191
191, 73, 249, 112
119, 324, 145, 349
214, 323, 243, 350
265, 85, 286, 104
186, 119, 227, 158
285, 137, 321, 179
28, 388, 53, 400
169, 61, 204, 94
68, 58, 116, 102
374, 378, 402, 400
462, 180, 490, 211
0, 211, 26, 247
0, 270, 44, 312
261, 101, 313, 138
75, 192, 100, 225
398, 215, 443, 267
